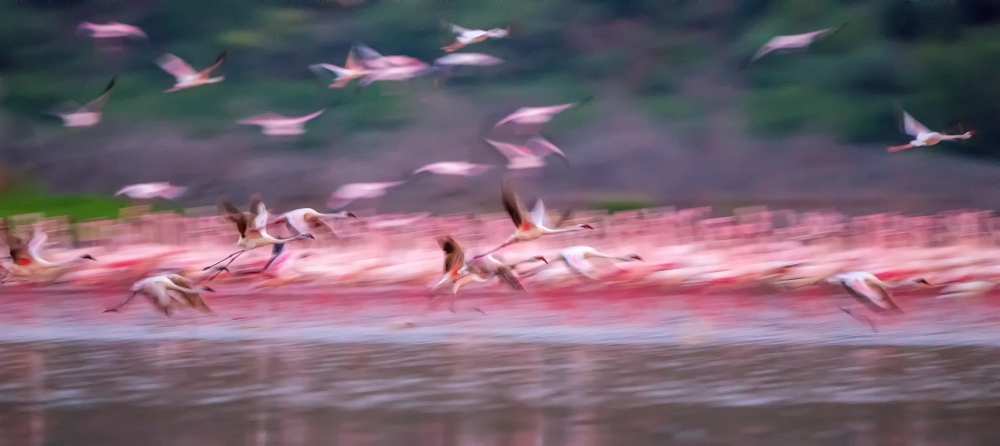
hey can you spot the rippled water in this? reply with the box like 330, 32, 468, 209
2, 289, 1000, 445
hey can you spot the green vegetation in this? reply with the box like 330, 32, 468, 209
0, 183, 128, 221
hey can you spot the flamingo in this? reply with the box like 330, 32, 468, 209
104, 273, 214, 316
429, 236, 546, 312
352, 43, 427, 69
550, 246, 643, 281
484, 137, 567, 170
327, 181, 406, 209
203, 196, 315, 278
1, 225, 96, 284
115, 182, 186, 200
413, 161, 493, 177
887, 110, 974, 153
475, 182, 594, 258
50, 77, 116, 128
156, 51, 227, 93
494, 103, 576, 128
77, 22, 147, 39
749, 25, 844, 63
442, 22, 509, 53
271, 208, 357, 238
238, 109, 325, 136
434, 53, 504, 67
309, 50, 370, 88
822, 272, 930, 330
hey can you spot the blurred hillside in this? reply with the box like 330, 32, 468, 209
1, 0, 999, 218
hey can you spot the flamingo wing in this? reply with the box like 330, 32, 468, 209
156, 53, 197, 80
82, 76, 116, 112
501, 181, 526, 229
219, 201, 248, 237
199, 50, 227, 77
26, 227, 48, 261
437, 235, 465, 274
563, 254, 599, 280
495, 266, 525, 291
530, 199, 547, 227
248, 195, 269, 230
902, 111, 931, 137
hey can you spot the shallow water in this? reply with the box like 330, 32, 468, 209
2, 289, 1000, 445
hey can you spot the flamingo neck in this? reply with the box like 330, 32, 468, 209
542, 226, 586, 234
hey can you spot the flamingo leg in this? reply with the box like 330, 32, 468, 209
234, 244, 285, 276
474, 238, 517, 259
104, 292, 138, 313
203, 250, 245, 271
206, 251, 248, 281
840, 307, 877, 332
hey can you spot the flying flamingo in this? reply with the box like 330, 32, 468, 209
550, 246, 643, 281
413, 161, 493, 177
1, 225, 96, 284
749, 25, 844, 63
475, 182, 594, 258
238, 109, 325, 136
327, 181, 406, 209
156, 51, 227, 93
309, 50, 370, 88
821, 272, 930, 330
50, 77, 116, 128
104, 273, 214, 316
887, 110, 974, 153
442, 22, 509, 53
430, 236, 546, 312
494, 103, 576, 129
203, 196, 315, 278
115, 182, 187, 200
434, 53, 504, 67
77, 22, 147, 39
485, 137, 567, 169
270, 208, 357, 238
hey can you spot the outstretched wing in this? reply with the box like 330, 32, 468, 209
1, 224, 29, 264
156, 53, 197, 80
27, 227, 48, 261
902, 111, 931, 137
437, 235, 465, 274
842, 278, 900, 313
563, 254, 598, 280
82, 76, 116, 112
200, 50, 227, 77
495, 266, 525, 291
248, 195, 269, 230
446, 22, 472, 35
219, 200, 248, 237
501, 181, 526, 229
530, 199, 547, 227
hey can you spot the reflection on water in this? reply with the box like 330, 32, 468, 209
1, 291, 1000, 444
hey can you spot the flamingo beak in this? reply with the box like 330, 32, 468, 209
536, 256, 548, 264
581, 224, 595, 230
202, 286, 216, 293
81, 254, 97, 261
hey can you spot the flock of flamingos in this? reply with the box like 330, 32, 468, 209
1, 17, 990, 331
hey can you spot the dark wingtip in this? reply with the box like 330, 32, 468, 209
104, 76, 117, 93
